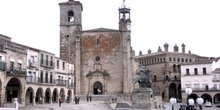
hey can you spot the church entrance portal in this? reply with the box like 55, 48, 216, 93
93, 82, 103, 95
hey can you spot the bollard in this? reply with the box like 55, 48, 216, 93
13, 98, 19, 110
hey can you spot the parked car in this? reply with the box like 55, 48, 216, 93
205, 101, 212, 107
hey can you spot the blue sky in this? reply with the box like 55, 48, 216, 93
0, 0, 220, 57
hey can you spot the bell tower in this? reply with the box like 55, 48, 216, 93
119, 0, 133, 93
59, 0, 83, 95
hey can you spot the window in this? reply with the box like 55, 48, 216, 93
96, 39, 100, 46
186, 69, 190, 75
189, 59, 192, 62
10, 62, 14, 71
18, 63, 22, 71
30, 56, 34, 64
194, 68, 198, 75
177, 58, 180, 62
57, 60, 59, 69
169, 57, 172, 62
41, 54, 43, 65
62, 62, 65, 70
46, 55, 48, 65
185, 59, 188, 62
185, 84, 191, 88
202, 67, 207, 75
50, 57, 53, 66
173, 58, 176, 62
194, 84, 200, 90
213, 75, 217, 81
153, 75, 157, 81
68, 11, 74, 22
214, 84, 217, 90
0, 56, 2, 61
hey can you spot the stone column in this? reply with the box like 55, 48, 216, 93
42, 96, 45, 104
50, 95, 52, 104
33, 95, 36, 105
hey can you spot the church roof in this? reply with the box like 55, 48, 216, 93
83, 28, 119, 32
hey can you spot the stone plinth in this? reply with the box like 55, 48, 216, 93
132, 88, 153, 110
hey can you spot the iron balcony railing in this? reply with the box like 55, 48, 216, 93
6, 66, 26, 76
26, 76, 70, 86
40, 60, 55, 68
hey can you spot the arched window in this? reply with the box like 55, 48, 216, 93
68, 11, 74, 22
154, 75, 157, 81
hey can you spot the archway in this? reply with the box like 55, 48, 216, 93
25, 87, 34, 105
66, 90, 72, 103
52, 88, 58, 103
35, 88, 43, 104
213, 93, 220, 104
189, 93, 198, 102
178, 84, 182, 101
201, 93, 212, 103
59, 88, 65, 101
5, 78, 22, 103
44, 88, 51, 103
93, 81, 103, 95
169, 83, 176, 99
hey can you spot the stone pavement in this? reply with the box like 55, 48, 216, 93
19, 101, 113, 110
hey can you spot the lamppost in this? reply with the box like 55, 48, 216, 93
170, 97, 177, 110
169, 87, 204, 110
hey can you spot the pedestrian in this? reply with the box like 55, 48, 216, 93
77, 96, 80, 104
59, 96, 63, 107
74, 96, 77, 104
89, 95, 92, 102
86, 94, 89, 102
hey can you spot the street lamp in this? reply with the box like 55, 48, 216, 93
170, 87, 204, 110
170, 97, 177, 110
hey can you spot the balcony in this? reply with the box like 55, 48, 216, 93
213, 79, 220, 82
55, 79, 67, 86
40, 60, 55, 68
0, 61, 6, 71
6, 67, 26, 77
28, 60, 39, 68
182, 87, 220, 92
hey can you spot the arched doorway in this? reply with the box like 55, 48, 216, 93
59, 88, 65, 101
93, 81, 103, 95
5, 78, 22, 103
52, 88, 58, 103
45, 88, 51, 103
189, 93, 198, 102
169, 83, 176, 99
25, 87, 34, 105
201, 93, 212, 103
35, 88, 43, 104
213, 93, 220, 104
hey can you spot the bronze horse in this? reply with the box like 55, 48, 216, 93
133, 65, 152, 88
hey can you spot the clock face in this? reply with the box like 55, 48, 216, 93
127, 24, 131, 30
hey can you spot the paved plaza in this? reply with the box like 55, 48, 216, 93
3, 101, 219, 110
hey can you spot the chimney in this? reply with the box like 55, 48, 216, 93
164, 43, 169, 52
148, 49, 151, 54
182, 43, 185, 53
158, 46, 162, 52
139, 50, 142, 55
174, 44, 179, 52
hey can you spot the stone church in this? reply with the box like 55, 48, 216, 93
59, 0, 136, 95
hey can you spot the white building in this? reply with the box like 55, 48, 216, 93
181, 58, 220, 104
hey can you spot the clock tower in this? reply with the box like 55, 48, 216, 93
118, 0, 133, 93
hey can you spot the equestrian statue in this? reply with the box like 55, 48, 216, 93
133, 65, 152, 88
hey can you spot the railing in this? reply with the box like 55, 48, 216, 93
213, 79, 220, 82
0, 61, 6, 71
28, 60, 39, 68
26, 76, 69, 86
6, 67, 26, 76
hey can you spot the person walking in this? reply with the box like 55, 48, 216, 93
89, 95, 92, 102
59, 96, 63, 107
86, 94, 89, 102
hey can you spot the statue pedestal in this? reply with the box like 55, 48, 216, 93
131, 88, 153, 110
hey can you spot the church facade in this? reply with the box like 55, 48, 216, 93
59, 0, 136, 95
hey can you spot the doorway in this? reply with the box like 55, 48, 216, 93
93, 81, 103, 95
